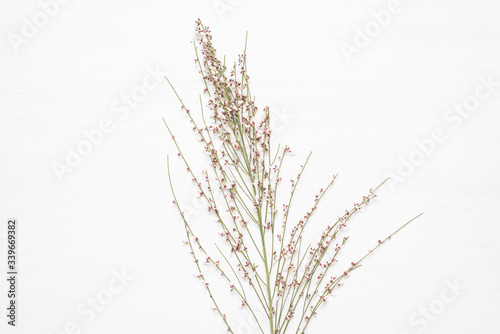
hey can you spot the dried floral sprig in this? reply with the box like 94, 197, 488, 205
164, 19, 422, 334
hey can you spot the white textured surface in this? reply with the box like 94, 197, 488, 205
1, 0, 499, 333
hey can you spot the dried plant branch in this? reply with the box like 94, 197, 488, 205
164, 19, 422, 334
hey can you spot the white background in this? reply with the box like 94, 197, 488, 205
1, 0, 499, 333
